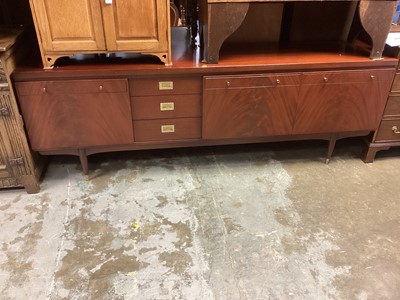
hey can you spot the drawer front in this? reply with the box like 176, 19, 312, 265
131, 94, 201, 120
391, 74, 400, 93
204, 73, 301, 89
375, 119, 400, 141
16, 79, 127, 96
301, 69, 395, 85
129, 77, 201, 96
134, 118, 201, 142
383, 95, 400, 116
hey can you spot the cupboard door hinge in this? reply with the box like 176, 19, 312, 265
9, 157, 24, 166
0, 107, 10, 116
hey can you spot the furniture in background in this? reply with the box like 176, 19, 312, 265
363, 14, 400, 162
28, 0, 172, 68
199, 0, 396, 63
0, 27, 42, 193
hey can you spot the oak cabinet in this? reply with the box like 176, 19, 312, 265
29, 0, 171, 68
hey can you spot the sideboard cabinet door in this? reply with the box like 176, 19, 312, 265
102, 0, 169, 53
29, 0, 106, 52
203, 74, 301, 139
16, 79, 133, 151
293, 70, 395, 134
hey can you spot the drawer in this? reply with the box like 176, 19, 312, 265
129, 77, 201, 96
204, 73, 301, 90
133, 118, 201, 142
391, 74, 400, 92
383, 95, 400, 116
301, 69, 395, 85
16, 79, 127, 96
375, 119, 400, 142
131, 94, 201, 120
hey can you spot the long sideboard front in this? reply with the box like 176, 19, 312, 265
13, 47, 398, 174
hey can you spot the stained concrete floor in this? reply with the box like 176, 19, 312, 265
1, 139, 400, 300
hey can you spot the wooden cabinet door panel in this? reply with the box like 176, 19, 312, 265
16, 80, 133, 150
102, 0, 169, 52
293, 71, 393, 134
30, 0, 106, 51
203, 75, 300, 139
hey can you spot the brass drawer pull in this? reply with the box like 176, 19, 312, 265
160, 102, 175, 111
99, 85, 103, 91
392, 126, 400, 134
323, 77, 328, 83
226, 81, 231, 87
276, 79, 281, 84
159, 81, 173, 90
161, 125, 175, 133
42, 87, 47, 93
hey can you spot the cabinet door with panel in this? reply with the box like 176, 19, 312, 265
102, 0, 169, 54
16, 79, 134, 151
293, 70, 395, 134
203, 74, 301, 139
29, 0, 106, 52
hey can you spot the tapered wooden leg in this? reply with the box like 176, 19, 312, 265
79, 149, 89, 175
326, 135, 337, 164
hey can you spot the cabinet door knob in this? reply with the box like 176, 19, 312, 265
276, 79, 281, 85
323, 77, 328, 83
226, 81, 231, 87
370, 75, 375, 79
99, 85, 103, 91
392, 126, 400, 134
42, 87, 47, 93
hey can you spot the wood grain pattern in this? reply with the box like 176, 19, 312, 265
29, 0, 106, 52
0, 29, 42, 193
16, 79, 134, 150
131, 94, 201, 120
293, 70, 394, 134
203, 74, 301, 139
375, 119, 400, 142
133, 117, 201, 142
383, 95, 400, 116
129, 77, 202, 96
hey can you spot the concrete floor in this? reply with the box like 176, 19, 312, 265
1, 139, 400, 299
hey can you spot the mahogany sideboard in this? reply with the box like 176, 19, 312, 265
12, 34, 398, 174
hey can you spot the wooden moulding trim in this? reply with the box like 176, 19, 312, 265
38, 130, 371, 157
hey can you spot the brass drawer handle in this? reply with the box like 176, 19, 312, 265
323, 77, 328, 83
226, 81, 231, 87
161, 125, 175, 133
42, 87, 47, 93
159, 81, 173, 90
276, 79, 281, 84
160, 102, 175, 111
392, 126, 400, 134
99, 85, 103, 91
